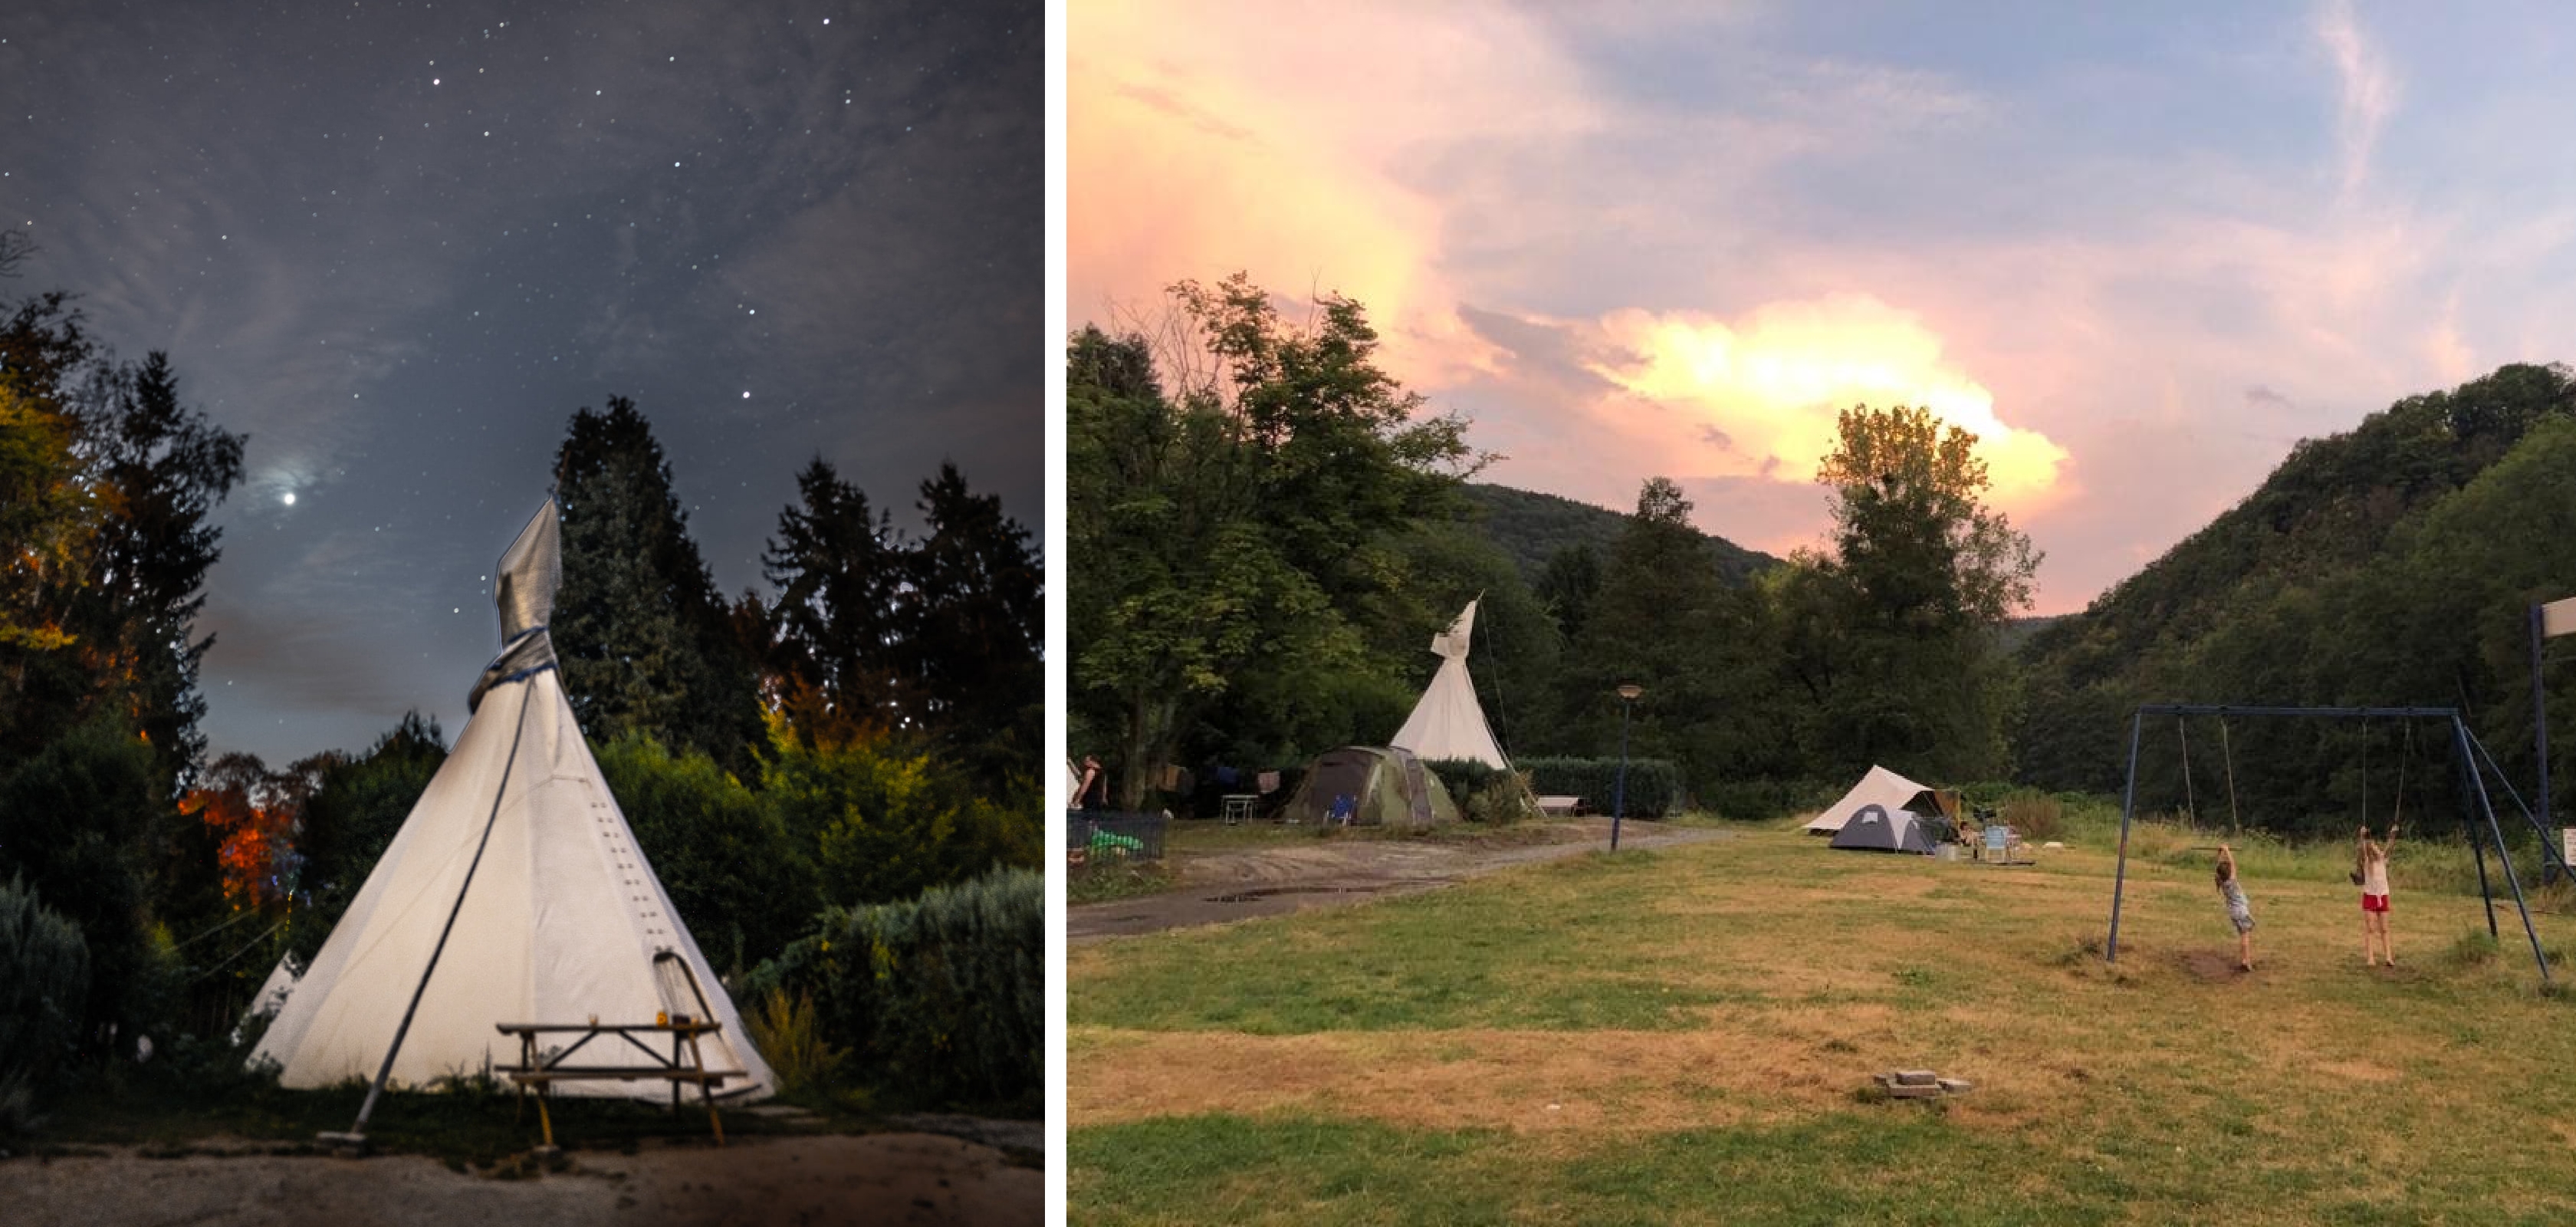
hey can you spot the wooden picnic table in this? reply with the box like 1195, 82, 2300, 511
495, 1018, 744, 1148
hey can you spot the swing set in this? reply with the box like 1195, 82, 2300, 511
2103, 703, 2576, 985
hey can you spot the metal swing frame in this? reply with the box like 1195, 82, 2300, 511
2103, 703, 2570, 985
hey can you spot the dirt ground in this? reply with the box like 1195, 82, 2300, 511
8, 1131, 1040, 1226
1067, 818, 1731, 942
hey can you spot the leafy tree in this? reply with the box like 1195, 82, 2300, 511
1534, 543, 1602, 645
593, 733, 820, 975
760, 719, 1040, 910
1068, 276, 1478, 806
0, 294, 103, 762
285, 713, 445, 967
553, 397, 763, 775
1795, 406, 2039, 778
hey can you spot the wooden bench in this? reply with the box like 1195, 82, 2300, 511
1536, 795, 1584, 817
495, 1018, 744, 1148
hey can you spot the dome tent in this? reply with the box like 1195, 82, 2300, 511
1827, 803, 1941, 854
1278, 745, 1460, 827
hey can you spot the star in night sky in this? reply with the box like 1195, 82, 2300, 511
2, 0, 1040, 764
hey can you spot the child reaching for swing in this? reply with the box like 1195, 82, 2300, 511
2216, 844, 2255, 972
2358, 824, 2399, 967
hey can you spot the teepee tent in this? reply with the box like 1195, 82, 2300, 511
1802, 765, 1957, 837
1389, 599, 1509, 769
250, 501, 772, 1102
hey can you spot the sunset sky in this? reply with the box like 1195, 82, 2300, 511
1070, 1, 2576, 613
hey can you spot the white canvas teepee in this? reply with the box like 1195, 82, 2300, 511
1389, 599, 1510, 769
249, 501, 773, 1100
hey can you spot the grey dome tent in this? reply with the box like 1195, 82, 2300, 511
1828, 803, 1940, 854
1279, 746, 1460, 827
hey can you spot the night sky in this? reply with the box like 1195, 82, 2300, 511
3, 0, 1040, 766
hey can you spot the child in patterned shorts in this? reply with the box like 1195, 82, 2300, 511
2216, 844, 2255, 972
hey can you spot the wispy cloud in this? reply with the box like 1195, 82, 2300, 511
2318, 0, 2397, 196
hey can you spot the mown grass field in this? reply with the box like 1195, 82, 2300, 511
1067, 811, 2576, 1225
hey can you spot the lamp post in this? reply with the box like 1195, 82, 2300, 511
1612, 683, 1642, 851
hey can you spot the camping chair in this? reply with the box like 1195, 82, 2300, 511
1326, 793, 1357, 827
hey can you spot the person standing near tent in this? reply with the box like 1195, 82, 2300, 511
1075, 755, 1109, 812
2216, 844, 2256, 972
2358, 824, 2399, 967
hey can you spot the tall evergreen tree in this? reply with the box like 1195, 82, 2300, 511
902, 462, 1042, 782
74, 352, 246, 784
551, 396, 762, 774
761, 458, 907, 742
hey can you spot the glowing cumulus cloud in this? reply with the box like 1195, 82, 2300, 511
1592, 296, 2068, 506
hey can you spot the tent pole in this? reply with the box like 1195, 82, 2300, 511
337, 682, 537, 1141
2106, 709, 2145, 964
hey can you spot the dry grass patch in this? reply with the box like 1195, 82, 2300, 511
1073, 824, 2576, 1224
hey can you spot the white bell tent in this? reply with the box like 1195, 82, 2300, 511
250, 501, 772, 1101
1802, 765, 1957, 837
1389, 599, 1510, 770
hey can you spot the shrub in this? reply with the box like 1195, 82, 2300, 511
744, 988, 847, 1095
1999, 792, 2067, 843
744, 866, 1041, 1108
1518, 757, 1684, 817
0, 875, 90, 1133
1422, 759, 1530, 824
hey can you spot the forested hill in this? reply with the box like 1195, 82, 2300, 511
1462, 483, 1780, 586
2014, 362, 2576, 821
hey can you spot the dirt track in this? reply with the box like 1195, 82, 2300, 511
1068, 818, 1730, 942
10, 1131, 1039, 1226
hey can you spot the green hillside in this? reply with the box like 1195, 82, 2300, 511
1460, 482, 1779, 586
2016, 362, 2576, 830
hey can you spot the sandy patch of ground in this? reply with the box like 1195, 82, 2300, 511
11, 1132, 1039, 1227
1068, 821, 1730, 942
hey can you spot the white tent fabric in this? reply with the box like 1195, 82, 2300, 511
1389, 600, 1509, 769
1802, 765, 1947, 836
248, 502, 772, 1100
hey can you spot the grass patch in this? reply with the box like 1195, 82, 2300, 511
1070, 859, 1178, 904
1072, 820, 2576, 1223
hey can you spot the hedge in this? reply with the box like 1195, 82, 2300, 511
743, 866, 1040, 1107
1518, 757, 1684, 817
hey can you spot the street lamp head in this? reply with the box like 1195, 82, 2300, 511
1617, 683, 1643, 702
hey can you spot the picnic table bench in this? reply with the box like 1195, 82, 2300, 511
495, 1017, 744, 1148
1536, 795, 1584, 817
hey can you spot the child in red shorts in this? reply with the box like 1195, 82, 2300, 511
2358, 824, 2397, 967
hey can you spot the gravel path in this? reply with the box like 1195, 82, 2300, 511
1070, 819, 1730, 942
